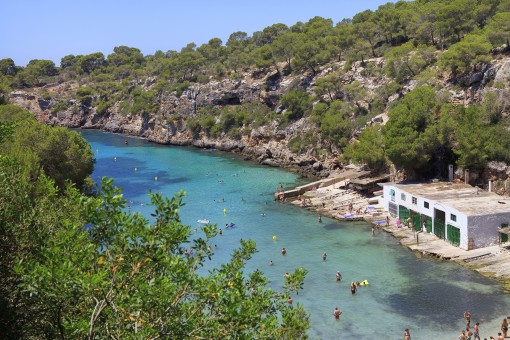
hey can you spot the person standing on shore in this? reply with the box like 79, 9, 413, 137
473, 322, 480, 340
501, 318, 508, 338
404, 328, 411, 340
464, 311, 472, 328
372, 226, 375, 237
386, 215, 390, 227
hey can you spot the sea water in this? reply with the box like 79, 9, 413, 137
81, 130, 510, 339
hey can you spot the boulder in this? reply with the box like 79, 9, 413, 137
312, 162, 323, 171
469, 72, 483, 85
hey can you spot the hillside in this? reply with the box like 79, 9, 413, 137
2, 0, 510, 185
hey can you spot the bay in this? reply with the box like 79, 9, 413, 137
81, 129, 510, 339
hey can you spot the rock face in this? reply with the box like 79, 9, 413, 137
7, 55, 510, 180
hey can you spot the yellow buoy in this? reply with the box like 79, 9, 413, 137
114, 157, 117, 161
272, 235, 277, 241
134, 168, 138, 172
223, 208, 227, 214
155, 176, 158, 181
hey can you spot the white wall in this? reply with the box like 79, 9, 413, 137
468, 213, 510, 248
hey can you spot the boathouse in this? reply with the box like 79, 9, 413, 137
380, 182, 510, 250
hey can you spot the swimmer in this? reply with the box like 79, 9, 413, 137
318, 215, 322, 223
322, 252, 327, 261
281, 247, 287, 255
269, 260, 273, 266
336, 271, 342, 282
261, 213, 266, 217
225, 223, 229, 229
194, 228, 198, 233
287, 296, 293, 308
333, 307, 342, 319
219, 229, 223, 235
350, 282, 357, 294
284, 272, 289, 279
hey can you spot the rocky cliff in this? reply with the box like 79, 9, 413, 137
8, 55, 510, 180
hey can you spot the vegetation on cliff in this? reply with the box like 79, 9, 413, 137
1, 0, 510, 178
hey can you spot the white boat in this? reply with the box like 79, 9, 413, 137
197, 219, 209, 224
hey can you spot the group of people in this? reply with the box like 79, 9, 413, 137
456, 311, 510, 340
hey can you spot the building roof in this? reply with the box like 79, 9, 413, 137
381, 182, 510, 216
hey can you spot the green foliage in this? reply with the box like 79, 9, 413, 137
77, 52, 105, 74
343, 126, 385, 170
384, 43, 437, 83
288, 130, 318, 153
76, 86, 94, 103
129, 87, 159, 115
383, 86, 439, 173
452, 105, 510, 170
280, 89, 311, 122
0, 105, 95, 190
318, 101, 353, 147
485, 12, 510, 46
438, 32, 492, 75
3, 174, 309, 338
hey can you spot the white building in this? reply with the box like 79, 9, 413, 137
381, 182, 510, 250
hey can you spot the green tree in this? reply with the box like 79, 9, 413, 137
438, 32, 492, 75
343, 125, 385, 170
383, 86, 439, 173
78, 52, 106, 74
13, 178, 310, 339
280, 89, 311, 121
0, 105, 95, 189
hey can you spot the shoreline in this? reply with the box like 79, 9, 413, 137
284, 179, 510, 292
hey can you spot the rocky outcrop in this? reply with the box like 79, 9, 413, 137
8, 55, 510, 179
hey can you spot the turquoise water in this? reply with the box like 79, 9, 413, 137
82, 130, 510, 339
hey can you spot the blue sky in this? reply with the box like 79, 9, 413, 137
2, 0, 391, 67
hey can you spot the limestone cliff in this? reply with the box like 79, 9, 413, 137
8, 56, 510, 180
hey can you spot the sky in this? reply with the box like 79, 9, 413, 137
2, 0, 392, 67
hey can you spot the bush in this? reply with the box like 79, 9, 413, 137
281, 89, 311, 122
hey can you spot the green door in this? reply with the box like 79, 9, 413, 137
434, 218, 445, 239
447, 224, 461, 247
502, 223, 509, 243
399, 206, 409, 222
411, 211, 421, 231
425, 216, 432, 233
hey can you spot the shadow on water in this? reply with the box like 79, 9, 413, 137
382, 251, 508, 329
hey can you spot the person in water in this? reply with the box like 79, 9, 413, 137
502, 318, 508, 338
281, 247, 286, 255
333, 307, 342, 319
403, 328, 411, 340
336, 271, 342, 281
269, 260, 273, 266
350, 282, 357, 294
322, 252, 327, 261
218, 228, 223, 235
